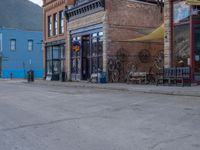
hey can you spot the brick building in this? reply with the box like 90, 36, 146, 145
43, 0, 72, 80
164, 0, 200, 83
43, 0, 163, 82
65, 0, 163, 82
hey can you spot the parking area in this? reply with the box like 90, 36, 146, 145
0, 80, 200, 150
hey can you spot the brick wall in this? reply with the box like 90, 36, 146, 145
43, 0, 67, 43
66, 0, 164, 80
106, 0, 164, 73
43, 0, 68, 76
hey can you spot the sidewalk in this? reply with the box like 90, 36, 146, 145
1, 78, 199, 97
28, 79, 200, 97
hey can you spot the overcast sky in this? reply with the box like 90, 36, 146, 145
29, 0, 42, 6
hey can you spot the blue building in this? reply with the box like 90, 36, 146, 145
0, 28, 43, 79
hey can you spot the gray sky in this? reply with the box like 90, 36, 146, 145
29, 0, 42, 6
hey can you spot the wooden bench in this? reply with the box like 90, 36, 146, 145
127, 71, 147, 84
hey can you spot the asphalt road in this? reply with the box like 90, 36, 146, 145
0, 80, 200, 150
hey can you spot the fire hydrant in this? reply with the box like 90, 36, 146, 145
10, 72, 12, 80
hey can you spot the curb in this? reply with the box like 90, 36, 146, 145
23, 80, 200, 97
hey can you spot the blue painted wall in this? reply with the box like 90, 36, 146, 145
0, 28, 43, 78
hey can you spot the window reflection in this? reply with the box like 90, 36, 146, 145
173, 24, 189, 67
173, 1, 190, 24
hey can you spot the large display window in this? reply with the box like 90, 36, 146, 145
173, 1, 190, 67
173, 24, 189, 67
71, 30, 103, 81
46, 45, 65, 80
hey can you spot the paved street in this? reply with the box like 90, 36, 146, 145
0, 80, 200, 150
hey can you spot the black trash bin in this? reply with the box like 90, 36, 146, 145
61, 72, 66, 82
27, 70, 34, 82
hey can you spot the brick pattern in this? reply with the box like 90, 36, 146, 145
66, 0, 163, 80
43, 0, 68, 76
44, 0, 164, 80
105, 0, 164, 72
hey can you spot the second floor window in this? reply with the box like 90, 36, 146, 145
28, 40, 33, 51
53, 13, 58, 35
59, 11, 64, 34
48, 15, 52, 37
10, 39, 16, 51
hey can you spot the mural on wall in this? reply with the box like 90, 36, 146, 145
107, 47, 164, 83
154, 50, 164, 70
138, 49, 151, 63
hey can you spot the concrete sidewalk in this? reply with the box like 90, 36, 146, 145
28, 79, 200, 97
1, 79, 200, 97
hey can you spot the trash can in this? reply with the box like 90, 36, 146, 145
27, 70, 34, 82
97, 69, 107, 83
61, 72, 66, 82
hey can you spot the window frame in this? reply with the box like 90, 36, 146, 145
48, 15, 52, 37
59, 11, 64, 34
10, 39, 16, 51
53, 13, 58, 36
27, 39, 33, 51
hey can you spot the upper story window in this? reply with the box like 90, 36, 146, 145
53, 13, 58, 35
59, 11, 64, 34
28, 40, 33, 51
48, 15, 52, 37
10, 39, 16, 51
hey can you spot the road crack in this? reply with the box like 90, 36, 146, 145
149, 134, 192, 150
0, 115, 96, 132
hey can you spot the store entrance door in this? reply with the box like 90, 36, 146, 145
194, 24, 200, 81
82, 35, 90, 80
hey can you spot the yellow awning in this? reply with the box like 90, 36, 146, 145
126, 24, 164, 42
186, 0, 200, 5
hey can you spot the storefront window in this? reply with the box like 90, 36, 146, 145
47, 61, 52, 75
173, 24, 189, 67
71, 37, 81, 78
71, 31, 103, 80
173, 1, 190, 67
53, 46, 60, 59
46, 45, 65, 77
173, 1, 190, 24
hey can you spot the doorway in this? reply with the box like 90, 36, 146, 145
82, 35, 90, 80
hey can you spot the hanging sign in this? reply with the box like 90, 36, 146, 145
72, 40, 81, 52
